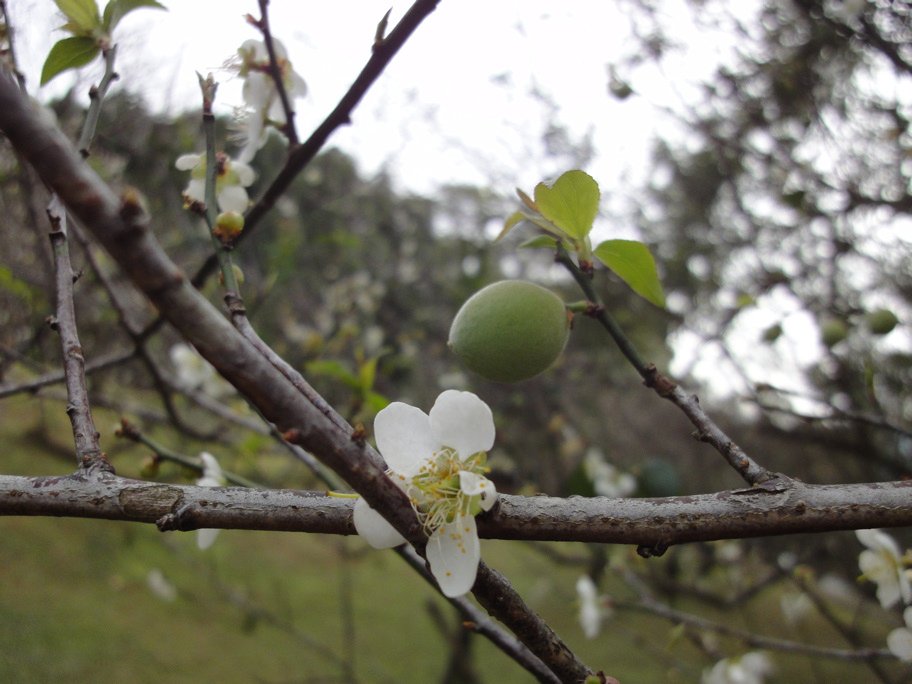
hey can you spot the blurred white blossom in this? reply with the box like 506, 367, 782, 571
582, 449, 636, 498
780, 592, 814, 625
196, 452, 225, 550
146, 568, 177, 602
576, 575, 608, 639
702, 652, 773, 684
856, 529, 911, 609
888, 606, 912, 662
169, 343, 233, 398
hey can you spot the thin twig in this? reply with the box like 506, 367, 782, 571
46, 196, 111, 474
253, 0, 299, 146
397, 546, 563, 684
0, 349, 135, 398
77, 46, 119, 158
792, 572, 895, 684
555, 244, 775, 486
616, 596, 894, 661
115, 418, 260, 488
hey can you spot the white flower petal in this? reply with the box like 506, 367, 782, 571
427, 515, 480, 598
175, 153, 201, 171
232, 161, 257, 187
889, 627, 912, 662
242, 71, 273, 111
217, 185, 250, 214
239, 39, 266, 62
197, 527, 220, 550
353, 498, 406, 549
459, 471, 497, 511
429, 390, 495, 459
857, 529, 902, 556
198, 452, 223, 484
289, 70, 308, 98
576, 575, 606, 639
184, 178, 205, 203
374, 402, 436, 475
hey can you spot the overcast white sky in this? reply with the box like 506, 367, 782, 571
17, 0, 882, 406
10, 1, 740, 203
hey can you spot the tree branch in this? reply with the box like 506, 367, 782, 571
2, 474, 910, 546
46, 195, 111, 475
0, 68, 594, 681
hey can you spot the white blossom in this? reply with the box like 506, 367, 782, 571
196, 452, 225, 550
146, 568, 177, 602
169, 343, 233, 399
582, 449, 636, 498
780, 592, 814, 625
856, 529, 912, 609
235, 38, 307, 163
175, 152, 255, 214
888, 606, 912, 662
576, 575, 607, 639
353, 390, 497, 598
702, 652, 774, 684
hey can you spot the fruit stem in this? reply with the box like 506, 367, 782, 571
554, 244, 649, 377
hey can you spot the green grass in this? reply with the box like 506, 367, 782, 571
0, 396, 905, 682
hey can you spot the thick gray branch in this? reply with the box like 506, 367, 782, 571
0, 66, 589, 682
2, 474, 909, 546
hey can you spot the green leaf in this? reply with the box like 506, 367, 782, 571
518, 235, 560, 250
305, 359, 359, 389
102, 0, 165, 34
364, 390, 390, 413
54, 0, 101, 34
593, 239, 666, 308
496, 210, 527, 241
533, 170, 600, 240
40, 37, 100, 85
358, 357, 378, 392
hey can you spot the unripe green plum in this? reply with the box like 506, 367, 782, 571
866, 308, 898, 336
448, 280, 570, 383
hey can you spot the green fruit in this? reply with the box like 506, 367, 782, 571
866, 309, 899, 336
448, 280, 570, 383
820, 317, 848, 347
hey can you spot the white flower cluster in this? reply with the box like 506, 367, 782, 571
856, 529, 912, 661
235, 39, 307, 164
175, 36, 306, 212
175, 152, 256, 214
354, 391, 498, 598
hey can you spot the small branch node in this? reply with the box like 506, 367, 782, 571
642, 363, 677, 397
156, 502, 199, 532
350, 423, 367, 446
636, 541, 669, 558
282, 428, 302, 443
